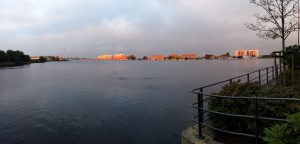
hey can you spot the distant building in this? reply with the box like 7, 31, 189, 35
235, 49, 259, 58
96, 54, 128, 60
30, 56, 40, 60
148, 55, 165, 61
180, 54, 198, 60
112, 54, 128, 60
97, 55, 113, 60
45, 56, 60, 61
168, 54, 180, 60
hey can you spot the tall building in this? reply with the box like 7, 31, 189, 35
235, 49, 259, 58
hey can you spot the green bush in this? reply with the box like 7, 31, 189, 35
285, 45, 300, 70
39, 56, 47, 63
209, 82, 300, 136
263, 113, 300, 144
0, 50, 30, 65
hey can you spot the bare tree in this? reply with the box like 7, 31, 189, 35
247, 0, 299, 51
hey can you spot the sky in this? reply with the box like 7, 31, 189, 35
0, 0, 298, 57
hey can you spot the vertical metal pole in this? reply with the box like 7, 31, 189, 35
279, 54, 283, 85
247, 74, 250, 83
197, 88, 205, 139
279, 57, 282, 79
266, 68, 269, 83
258, 70, 261, 85
229, 79, 233, 85
255, 96, 259, 144
292, 55, 295, 85
274, 57, 278, 85
272, 66, 274, 80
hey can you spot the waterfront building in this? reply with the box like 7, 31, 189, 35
97, 55, 113, 60
235, 49, 259, 58
112, 54, 128, 60
148, 55, 165, 61
30, 56, 40, 60
45, 56, 60, 61
96, 54, 129, 60
180, 54, 198, 60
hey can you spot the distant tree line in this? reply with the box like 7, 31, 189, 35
0, 50, 30, 65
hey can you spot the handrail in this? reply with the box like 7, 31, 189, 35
190, 64, 298, 143
191, 66, 274, 92
192, 92, 300, 101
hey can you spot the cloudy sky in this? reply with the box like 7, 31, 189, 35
0, 0, 298, 57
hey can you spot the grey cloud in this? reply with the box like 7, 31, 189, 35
0, 0, 295, 57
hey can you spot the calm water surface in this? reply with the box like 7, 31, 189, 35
0, 59, 273, 144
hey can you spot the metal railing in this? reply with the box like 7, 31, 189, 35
190, 65, 300, 143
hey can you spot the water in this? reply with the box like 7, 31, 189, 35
0, 59, 273, 144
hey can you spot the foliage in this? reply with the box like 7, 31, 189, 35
247, 0, 298, 51
263, 113, 300, 144
142, 56, 148, 60
0, 50, 6, 62
168, 55, 180, 60
209, 82, 300, 136
285, 45, 300, 70
128, 55, 136, 60
0, 50, 30, 65
39, 56, 47, 63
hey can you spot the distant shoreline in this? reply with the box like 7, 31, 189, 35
76, 57, 270, 61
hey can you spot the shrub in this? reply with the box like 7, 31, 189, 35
285, 45, 300, 70
263, 113, 300, 144
208, 82, 300, 136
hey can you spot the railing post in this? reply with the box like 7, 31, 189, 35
255, 96, 259, 144
247, 74, 250, 83
292, 55, 295, 85
258, 70, 261, 85
197, 88, 205, 139
272, 66, 274, 80
266, 67, 269, 83
274, 57, 278, 85
229, 79, 233, 85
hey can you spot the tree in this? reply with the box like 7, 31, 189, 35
0, 50, 6, 62
128, 55, 136, 60
142, 56, 148, 60
247, 0, 299, 51
39, 56, 47, 62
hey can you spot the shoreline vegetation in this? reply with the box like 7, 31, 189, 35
0, 50, 69, 68
0, 50, 31, 68
0, 49, 273, 68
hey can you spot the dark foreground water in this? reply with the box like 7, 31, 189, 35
0, 59, 273, 144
